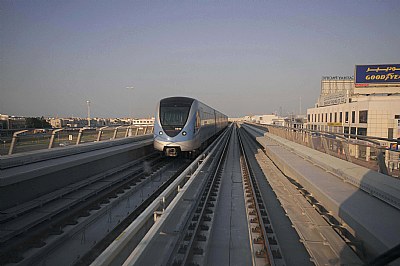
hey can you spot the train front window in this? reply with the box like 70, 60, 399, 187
160, 106, 190, 127
159, 97, 194, 137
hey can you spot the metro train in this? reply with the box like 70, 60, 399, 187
154, 96, 228, 156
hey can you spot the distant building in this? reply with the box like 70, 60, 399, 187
0, 114, 9, 129
47, 116, 155, 128
285, 114, 307, 129
8, 116, 26, 129
306, 65, 400, 140
131, 117, 155, 126
228, 117, 243, 122
244, 114, 280, 125
50, 118, 66, 128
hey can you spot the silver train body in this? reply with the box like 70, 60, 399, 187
154, 97, 228, 156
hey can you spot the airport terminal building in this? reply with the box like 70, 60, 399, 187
306, 64, 400, 140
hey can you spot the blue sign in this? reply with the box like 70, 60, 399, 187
355, 64, 400, 86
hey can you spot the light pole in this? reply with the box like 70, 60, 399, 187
126, 86, 135, 123
86, 100, 91, 127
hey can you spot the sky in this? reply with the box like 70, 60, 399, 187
1, 1, 399, 118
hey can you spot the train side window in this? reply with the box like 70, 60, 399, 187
195, 111, 201, 130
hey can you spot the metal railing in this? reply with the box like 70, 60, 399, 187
248, 123, 400, 178
0, 125, 154, 156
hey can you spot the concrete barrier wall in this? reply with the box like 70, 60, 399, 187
0, 136, 154, 210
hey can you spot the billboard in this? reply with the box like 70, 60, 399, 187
355, 64, 400, 86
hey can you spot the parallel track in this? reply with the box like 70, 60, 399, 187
0, 154, 194, 265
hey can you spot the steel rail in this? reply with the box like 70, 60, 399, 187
172, 125, 233, 265
237, 127, 275, 266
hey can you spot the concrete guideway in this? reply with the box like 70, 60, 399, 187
109, 124, 311, 266
3, 123, 398, 265
0, 135, 153, 211
242, 123, 400, 263
255, 151, 361, 265
92, 125, 234, 265
205, 124, 253, 265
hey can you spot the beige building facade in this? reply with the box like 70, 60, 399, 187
307, 71, 400, 140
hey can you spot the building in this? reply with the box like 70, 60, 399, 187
7, 116, 26, 129
306, 65, 400, 140
228, 117, 244, 122
131, 117, 155, 126
244, 114, 279, 125
0, 114, 9, 129
285, 114, 307, 129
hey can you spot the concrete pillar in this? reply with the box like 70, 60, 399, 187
113, 126, 123, 139
385, 149, 389, 167
366, 146, 371, 162
48, 128, 63, 149
97, 126, 108, 142
8, 130, 28, 155
377, 149, 389, 175
355, 144, 359, 159
76, 128, 85, 145
343, 142, 352, 163
125, 126, 131, 137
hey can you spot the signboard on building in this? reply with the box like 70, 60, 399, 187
355, 64, 400, 86
319, 90, 347, 107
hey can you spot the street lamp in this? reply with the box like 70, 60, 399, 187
126, 86, 135, 123
86, 100, 91, 127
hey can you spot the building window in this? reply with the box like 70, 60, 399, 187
308, 114, 310, 122
344, 127, 349, 135
334, 112, 337, 123
325, 113, 328, 123
345, 112, 349, 123
357, 128, 367, 136
350, 127, 356, 135
339, 112, 342, 123
329, 113, 332, 123
351, 111, 355, 123
388, 128, 393, 139
318, 114, 320, 123
359, 110, 368, 123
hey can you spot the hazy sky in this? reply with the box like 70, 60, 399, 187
1, 1, 399, 118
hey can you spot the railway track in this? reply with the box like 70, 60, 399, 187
239, 124, 363, 265
1, 123, 369, 265
167, 124, 283, 265
168, 121, 232, 265
0, 153, 193, 265
237, 128, 283, 266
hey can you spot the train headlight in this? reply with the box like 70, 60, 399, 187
159, 131, 163, 135
182, 131, 187, 136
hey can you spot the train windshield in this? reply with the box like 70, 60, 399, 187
160, 106, 191, 127
159, 97, 194, 137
